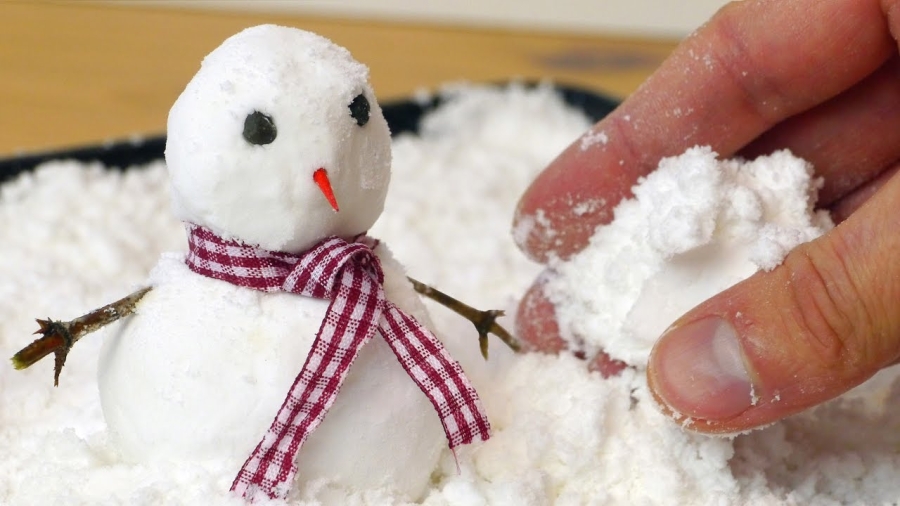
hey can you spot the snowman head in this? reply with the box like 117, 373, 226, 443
166, 25, 392, 253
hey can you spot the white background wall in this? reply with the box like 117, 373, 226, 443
140, 0, 732, 38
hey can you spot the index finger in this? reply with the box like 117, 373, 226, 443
514, 0, 896, 263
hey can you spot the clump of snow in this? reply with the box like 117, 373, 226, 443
578, 128, 608, 151
546, 146, 833, 366
1, 85, 899, 505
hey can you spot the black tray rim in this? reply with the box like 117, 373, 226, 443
0, 82, 619, 185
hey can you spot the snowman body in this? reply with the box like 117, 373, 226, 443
96, 24, 446, 499
98, 246, 445, 498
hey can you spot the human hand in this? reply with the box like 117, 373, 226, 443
513, 0, 900, 433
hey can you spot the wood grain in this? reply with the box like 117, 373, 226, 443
0, 1, 676, 154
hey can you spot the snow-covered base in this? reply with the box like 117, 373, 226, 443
1, 84, 899, 505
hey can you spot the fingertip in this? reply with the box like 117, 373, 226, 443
513, 129, 626, 263
587, 350, 629, 379
647, 317, 754, 422
517, 274, 631, 379
645, 314, 777, 435
643, 282, 846, 435
514, 275, 567, 353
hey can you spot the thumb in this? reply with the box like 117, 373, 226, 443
646, 172, 900, 434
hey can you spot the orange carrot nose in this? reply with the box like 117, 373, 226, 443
313, 168, 339, 212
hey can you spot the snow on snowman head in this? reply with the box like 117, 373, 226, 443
166, 24, 392, 253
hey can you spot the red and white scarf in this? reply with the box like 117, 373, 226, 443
184, 224, 490, 501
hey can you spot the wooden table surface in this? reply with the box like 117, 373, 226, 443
0, 1, 677, 156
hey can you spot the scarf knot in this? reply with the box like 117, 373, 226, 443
184, 224, 490, 501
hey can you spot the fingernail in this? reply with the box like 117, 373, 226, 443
649, 317, 753, 420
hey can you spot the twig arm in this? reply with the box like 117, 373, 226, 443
11, 286, 152, 386
407, 276, 520, 359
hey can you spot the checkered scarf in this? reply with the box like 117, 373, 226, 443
183, 224, 490, 501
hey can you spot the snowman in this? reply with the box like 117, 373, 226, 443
96, 25, 489, 502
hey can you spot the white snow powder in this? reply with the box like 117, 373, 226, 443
2, 85, 900, 505
546, 146, 834, 366
578, 128, 608, 151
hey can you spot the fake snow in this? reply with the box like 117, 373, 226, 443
1, 84, 900, 505
545, 146, 834, 366
578, 128, 608, 151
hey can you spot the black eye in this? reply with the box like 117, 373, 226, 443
348, 93, 370, 126
243, 111, 277, 145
